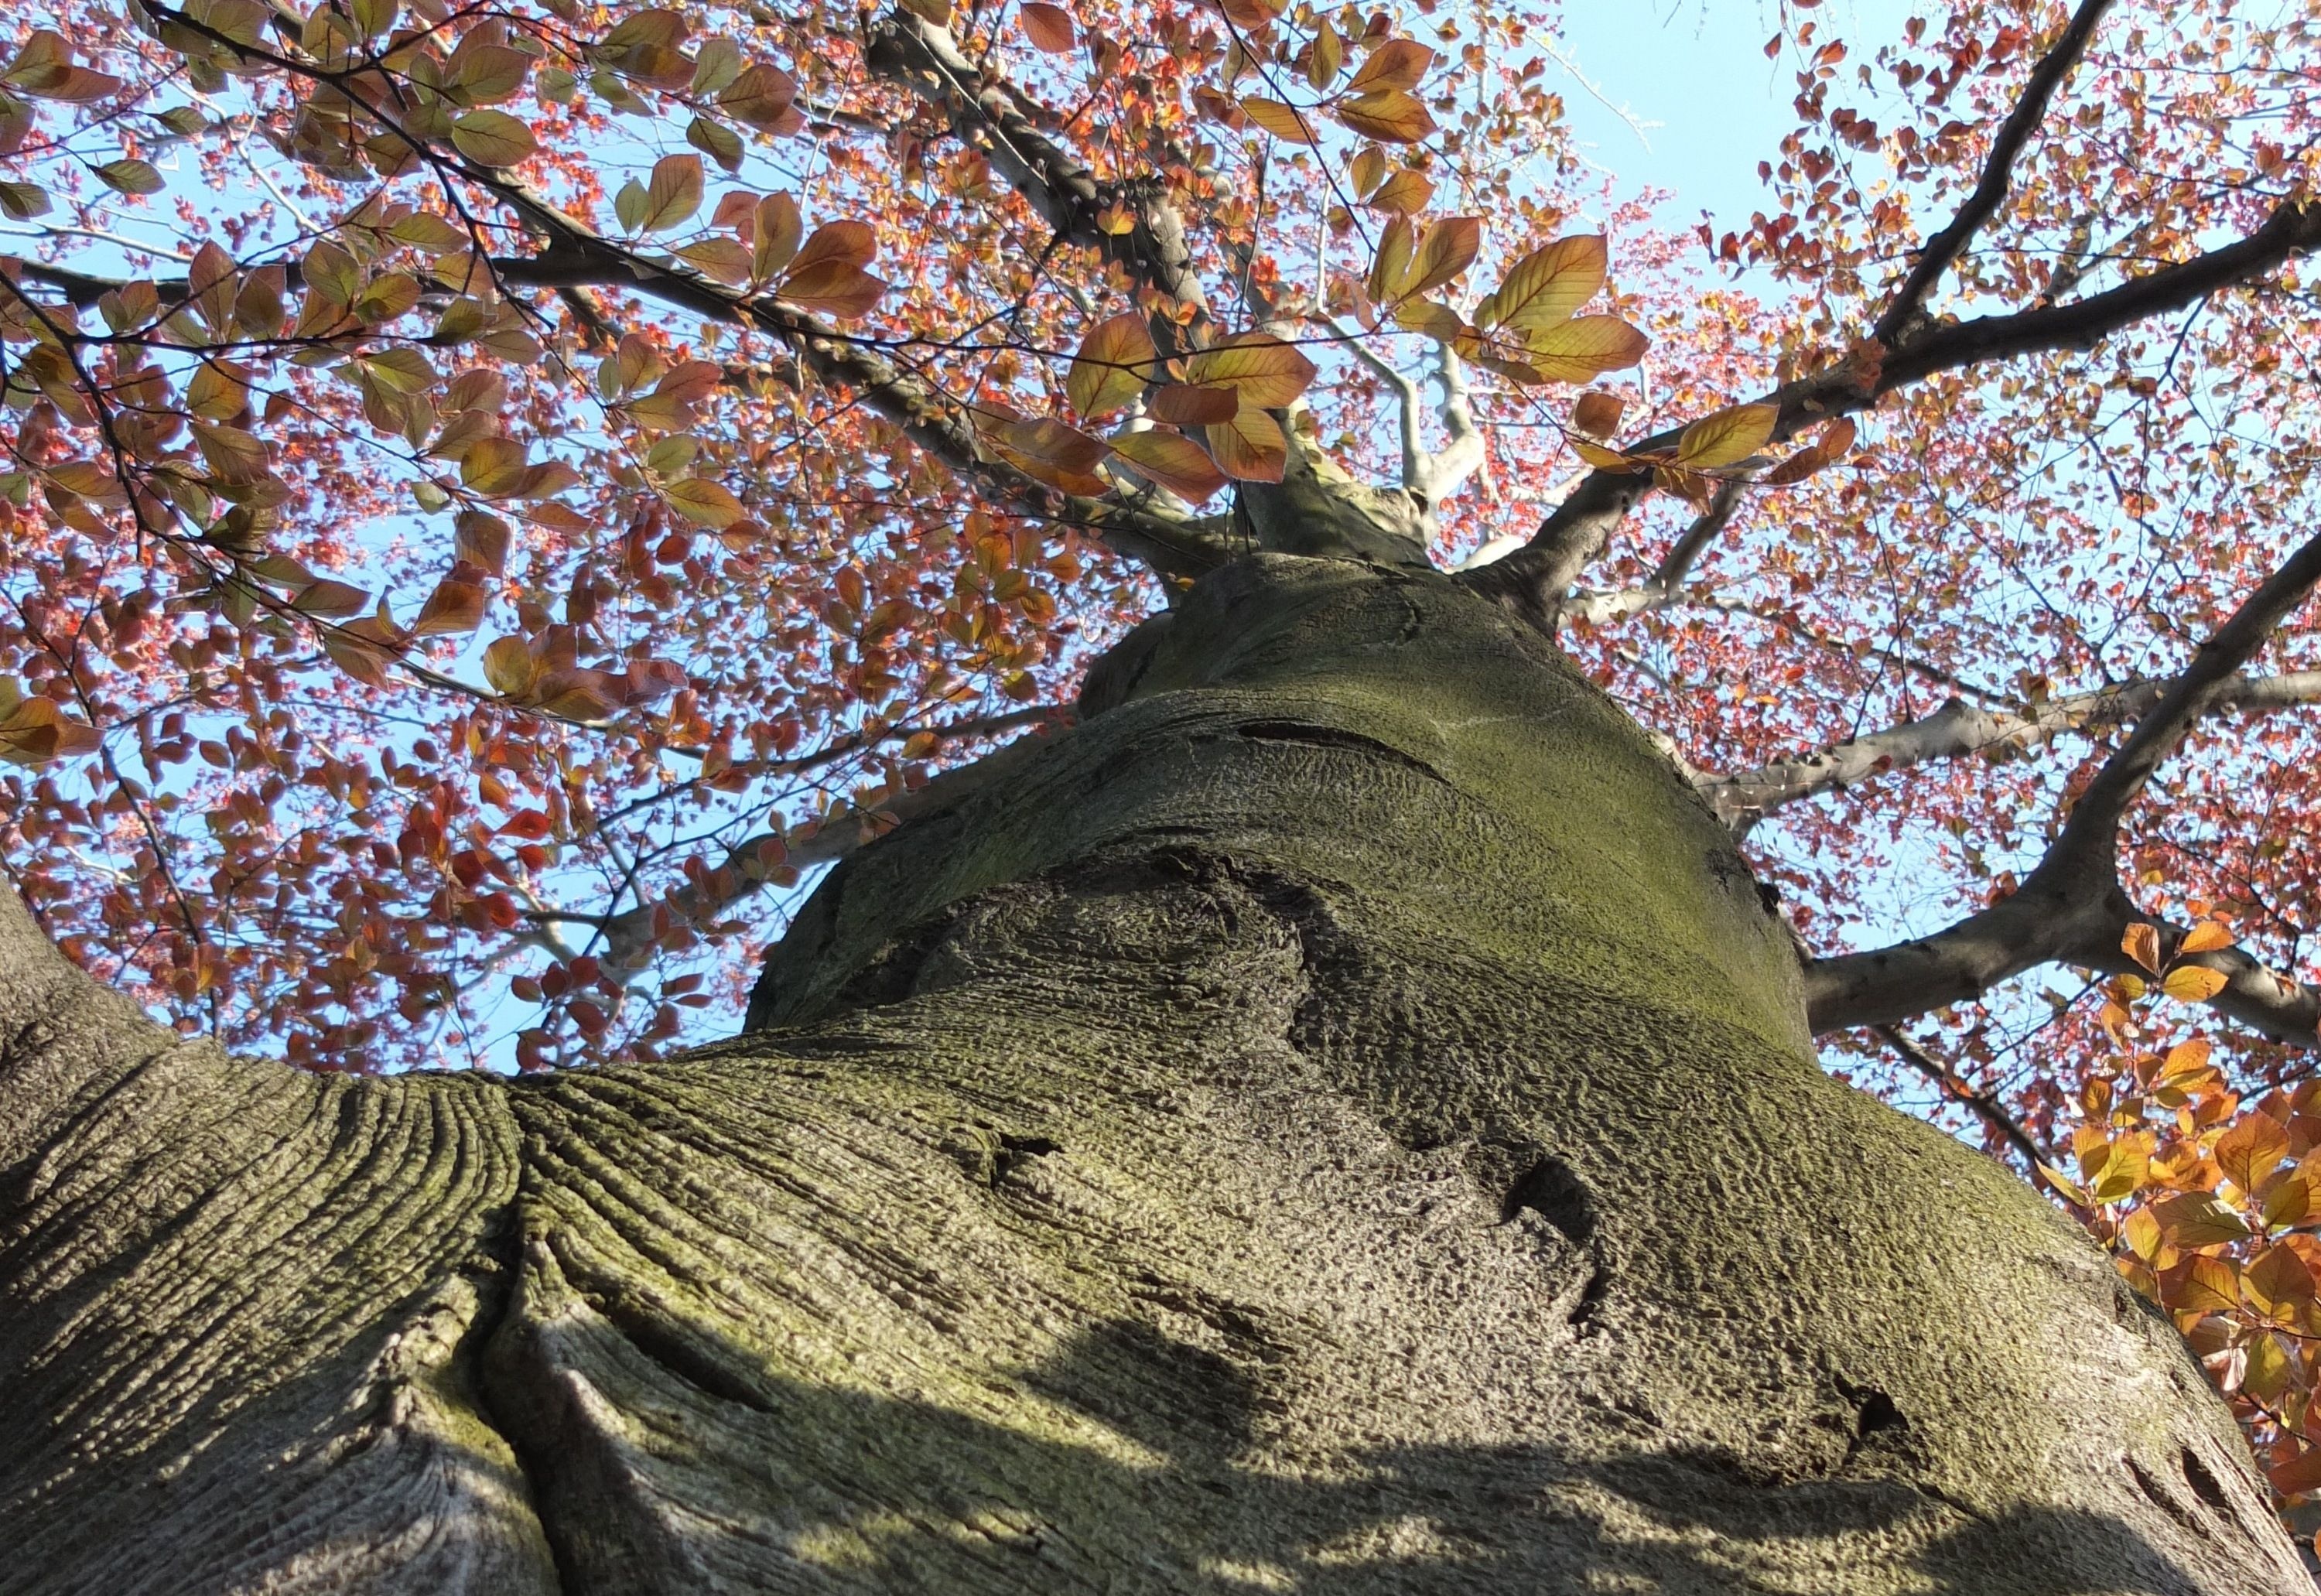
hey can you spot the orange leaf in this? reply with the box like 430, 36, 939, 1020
1205, 407, 1288, 482
1347, 38, 1433, 93
777, 261, 887, 319
1335, 88, 1434, 144
1393, 216, 1482, 304
2182, 921, 2237, 954
2122, 922, 2163, 973
2150, 1190, 2254, 1249
2160, 1253, 2241, 1315
1365, 169, 1434, 215
412, 579, 488, 637
1572, 391, 1624, 437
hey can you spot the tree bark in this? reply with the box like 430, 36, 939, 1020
0, 554, 2306, 1593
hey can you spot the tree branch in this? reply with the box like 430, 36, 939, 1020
1874, 1023, 2060, 1177
1465, 196, 2321, 628
1869, 0, 2118, 347
1704, 671, 2321, 832
1803, 527, 2321, 1043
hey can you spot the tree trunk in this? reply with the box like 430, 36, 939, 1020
1, 553, 2306, 1593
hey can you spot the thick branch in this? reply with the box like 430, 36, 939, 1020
864, 11, 1211, 350
1869, 0, 2118, 347
1803, 528, 2321, 1042
1706, 671, 2321, 830
1466, 197, 2321, 627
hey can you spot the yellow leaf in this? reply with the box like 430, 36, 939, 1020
1065, 312, 1158, 420
482, 636, 535, 697
1184, 333, 1318, 409
664, 477, 745, 528
2162, 1253, 2241, 1315
638, 153, 702, 232
1365, 214, 1414, 308
2265, 1172, 2314, 1232
1393, 216, 1482, 303
1349, 146, 1386, 199
1522, 315, 1649, 382
1365, 169, 1434, 216
2245, 1242, 2316, 1320
1480, 234, 1605, 333
1572, 437, 1641, 473
1205, 407, 1288, 482
2162, 965, 2231, 1003
1239, 97, 1318, 144
2151, 1190, 2254, 1249
1107, 427, 1228, 501
1674, 402, 1779, 469
2121, 922, 2163, 973
449, 109, 536, 167
1307, 19, 1342, 88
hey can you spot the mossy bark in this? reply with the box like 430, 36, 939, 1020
1, 554, 2306, 1592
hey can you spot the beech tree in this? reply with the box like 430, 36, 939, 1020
9, 0, 2321, 1585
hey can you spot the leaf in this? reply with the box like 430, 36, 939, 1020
1366, 214, 1415, 308
2268, 1444, 2321, 1499
1148, 383, 1239, 426
1066, 312, 1158, 420
450, 110, 536, 167
1184, 333, 1318, 408
1239, 97, 1318, 143
1479, 234, 1605, 333
2160, 1253, 2241, 1315
1347, 38, 1433, 93
1205, 407, 1288, 482
1307, 20, 1342, 88
751, 193, 804, 283
1573, 438, 1642, 473
1018, 2, 1076, 53
2150, 1190, 2254, 1249
787, 218, 877, 276
1393, 217, 1482, 303
1519, 316, 1650, 383
2182, 921, 2237, 954
665, 477, 745, 528
2122, 922, 2163, 973
412, 578, 488, 637
637, 154, 703, 232
2244, 1242, 2316, 1320
1572, 391, 1624, 437
1106, 427, 1228, 501
1334, 89, 1434, 145
2218, 1114, 2292, 1194
94, 159, 162, 197
685, 114, 744, 174
481, 636, 535, 696
1365, 169, 1434, 215
454, 509, 511, 575
776, 260, 887, 319
1349, 146, 1386, 198
1675, 403, 1779, 469
2162, 965, 2231, 1003
999, 417, 1110, 475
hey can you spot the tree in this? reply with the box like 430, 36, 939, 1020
6, 0, 2321, 1584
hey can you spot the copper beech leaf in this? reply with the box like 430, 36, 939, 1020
449, 109, 536, 166
1107, 427, 1228, 501
1018, 2, 1076, 53
1674, 404, 1779, 469
664, 477, 745, 528
1065, 313, 1157, 420
2162, 965, 2231, 1003
1205, 407, 1289, 482
1183, 334, 1317, 409
2122, 922, 2163, 973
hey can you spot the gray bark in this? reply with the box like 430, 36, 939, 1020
1, 554, 2308, 1593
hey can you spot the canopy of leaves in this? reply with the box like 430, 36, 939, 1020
9, 0, 2321, 1546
